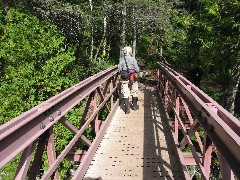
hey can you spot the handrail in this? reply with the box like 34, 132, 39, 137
157, 62, 240, 179
1, 62, 239, 179
0, 66, 119, 179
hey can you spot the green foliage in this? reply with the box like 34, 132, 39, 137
84, 126, 94, 143
0, 8, 78, 179
0, 5, 113, 178
164, 0, 240, 113
165, 0, 240, 177
0, 9, 76, 124
99, 101, 111, 121
0, 155, 21, 180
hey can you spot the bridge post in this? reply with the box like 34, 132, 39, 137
28, 133, 48, 179
46, 128, 59, 180
157, 69, 160, 91
14, 141, 37, 179
93, 90, 100, 134
175, 94, 180, 140
80, 92, 94, 128
110, 77, 114, 110
157, 69, 164, 98
165, 80, 170, 112
157, 62, 240, 179
202, 134, 213, 179
217, 150, 234, 180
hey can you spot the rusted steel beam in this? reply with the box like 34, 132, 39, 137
29, 135, 47, 179
173, 102, 208, 179
179, 120, 200, 150
66, 150, 86, 162
0, 66, 118, 169
79, 92, 94, 128
47, 128, 59, 180
182, 152, 203, 165
59, 117, 91, 147
162, 86, 208, 178
14, 141, 37, 179
163, 104, 191, 180
103, 78, 111, 95
181, 97, 203, 153
158, 62, 240, 178
202, 134, 213, 179
216, 148, 234, 180
40, 86, 118, 179
93, 90, 99, 134
72, 99, 119, 180
174, 95, 180, 140
110, 77, 114, 110
171, 122, 192, 129
97, 87, 110, 114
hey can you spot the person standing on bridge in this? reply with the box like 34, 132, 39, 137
118, 46, 140, 114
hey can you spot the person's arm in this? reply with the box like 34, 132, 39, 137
118, 59, 123, 72
118, 63, 121, 72
133, 59, 140, 73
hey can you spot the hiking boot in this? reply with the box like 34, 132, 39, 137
123, 98, 130, 114
132, 97, 139, 110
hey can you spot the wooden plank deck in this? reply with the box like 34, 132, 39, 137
83, 85, 183, 179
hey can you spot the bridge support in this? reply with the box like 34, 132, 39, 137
217, 150, 234, 180
157, 62, 240, 179
202, 134, 213, 179
15, 141, 37, 179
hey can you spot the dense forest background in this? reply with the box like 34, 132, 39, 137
0, 0, 239, 179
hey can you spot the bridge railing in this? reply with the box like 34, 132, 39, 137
0, 66, 119, 179
157, 62, 240, 179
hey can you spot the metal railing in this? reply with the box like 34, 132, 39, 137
1, 62, 240, 180
157, 62, 240, 179
0, 66, 119, 179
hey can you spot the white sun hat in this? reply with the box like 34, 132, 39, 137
122, 46, 132, 55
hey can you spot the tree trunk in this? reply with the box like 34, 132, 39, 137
89, 0, 94, 59
120, 3, 126, 58
235, 83, 240, 115
102, 16, 107, 57
132, 6, 136, 58
132, 24, 136, 58
224, 65, 240, 115
93, 15, 108, 61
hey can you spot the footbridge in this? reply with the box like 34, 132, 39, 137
0, 63, 239, 179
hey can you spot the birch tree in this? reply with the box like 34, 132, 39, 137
89, 0, 93, 59
120, 1, 127, 58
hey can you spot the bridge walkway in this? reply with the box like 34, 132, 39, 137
84, 84, 183, 179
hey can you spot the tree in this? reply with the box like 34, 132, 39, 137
0, 8, 75, 123
200, 0, 240, 114
164, 0, 240, 115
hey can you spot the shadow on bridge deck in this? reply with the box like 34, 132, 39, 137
83, 83, 184, 179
